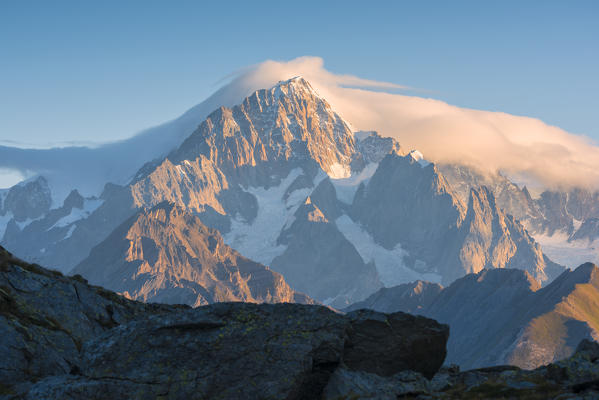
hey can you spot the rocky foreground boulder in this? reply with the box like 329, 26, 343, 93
4, 245, 599, 399
0, 245, 448, 399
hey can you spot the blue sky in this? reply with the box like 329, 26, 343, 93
1, 0, 598, 146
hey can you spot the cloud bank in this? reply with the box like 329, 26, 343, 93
1, 56, 597, 197
225, 56, 599, 190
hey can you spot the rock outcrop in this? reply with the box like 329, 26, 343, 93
325, 339, 599, 399
73, 202, 312, 306
0, 246, 449, 399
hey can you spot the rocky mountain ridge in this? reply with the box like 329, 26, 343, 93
441, 164, 599, 268
347, 263, 599, 370
72, 202, 312, 306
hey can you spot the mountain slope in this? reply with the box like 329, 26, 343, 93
73, 202, 312, 306
346, 264, 599, 370
351, 153, 560, 285
440, 163, 599, 268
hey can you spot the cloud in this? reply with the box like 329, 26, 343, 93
1, 55, 597, 198
225, 56, 599, 190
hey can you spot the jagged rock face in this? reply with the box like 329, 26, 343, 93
0, 245, 182, 394
571, 218, 599, 242
453, 186, 557, 283
352, 153, 465, 253
0, 176, 51, 222
350, 131, 404, 172
0, 78, 562, 302
440, 163, 599, 250
344, 281, 443, 314
2, 184, 134, 272
0, 249, 449, 398
272, 199, 381, 307
176, 77, 356, 178
308, 178, 343, 220
347, 263, 599, 370
351, 153, 558, 285
440, 164, 543, 224
130, 77, 357, 215
73, 202, 311, 306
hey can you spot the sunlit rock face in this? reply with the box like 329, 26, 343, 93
130, 77, 358, 215
73, 202, 313, 307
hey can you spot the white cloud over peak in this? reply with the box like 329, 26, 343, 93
225, 56, 599, 190
1, 56, 597, 197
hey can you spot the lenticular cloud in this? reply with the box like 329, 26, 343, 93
226, 56, 599, 190
1, 56, 598, 196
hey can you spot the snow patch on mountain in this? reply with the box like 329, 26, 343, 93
335, 215, 442, 286
223, 169, 318, 266
331, 163, 378, 204
534, 232, 599, 268
49, 198, 104, 230
328, 162, 351, 179
409, 150, 430, 168
15, 217, 42, 230
63, 224, 77, 240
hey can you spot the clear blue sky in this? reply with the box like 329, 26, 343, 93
1, 0, 598, 146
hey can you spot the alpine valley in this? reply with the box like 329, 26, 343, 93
2, 77, 599, 374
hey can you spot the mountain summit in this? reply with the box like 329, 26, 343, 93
2, 78, 563, 306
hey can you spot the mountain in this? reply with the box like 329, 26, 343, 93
440, 163, 599, 268
73, 202, 312, 306
2, 183, 135, 270
2, 77, 562, 306
346, 263, 599, 370
352, 153, 562, 285
345, 280, 442, 314
0, 176, 51, 238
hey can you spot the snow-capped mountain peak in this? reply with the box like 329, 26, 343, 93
408, 149, 430, 167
